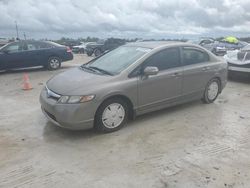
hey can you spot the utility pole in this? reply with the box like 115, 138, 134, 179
23, 32, 26, 40
15, 21, 19, 40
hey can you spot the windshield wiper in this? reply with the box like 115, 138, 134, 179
79, 65, 96, 73
88, 66, 113, 76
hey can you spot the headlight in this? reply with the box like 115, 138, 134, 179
58, 95, 95, 104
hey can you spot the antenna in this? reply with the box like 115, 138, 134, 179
15, 21, 19, 40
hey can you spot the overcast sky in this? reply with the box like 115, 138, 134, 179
0, 0, 250, 39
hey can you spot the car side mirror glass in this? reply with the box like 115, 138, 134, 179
143, 66, 159, 76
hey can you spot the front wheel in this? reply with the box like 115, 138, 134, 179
94, 98, 128, 133
47, 57, 61, 70
202, 78, 220, 104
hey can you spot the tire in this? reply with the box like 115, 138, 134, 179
47, 57, 61, 70
94, 98, 129, 133
80, 48, 84, 54
94, 48, 102, 57
87, 51, 93, 56
202, 78, 220, 104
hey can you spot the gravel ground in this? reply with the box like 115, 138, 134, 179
0, 54, 250, 188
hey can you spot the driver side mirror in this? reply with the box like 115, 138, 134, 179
143, 66, 159, 76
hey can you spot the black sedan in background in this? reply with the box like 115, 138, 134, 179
0, 40, 73, 71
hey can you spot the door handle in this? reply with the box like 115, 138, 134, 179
171, 72, 182, 77
202, 67, 211, 71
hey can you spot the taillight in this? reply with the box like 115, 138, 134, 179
66, 47, 72, 53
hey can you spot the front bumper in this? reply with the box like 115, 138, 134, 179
40, 88, 97, 130
228, 62, 250, 73
228, 66, 250, 73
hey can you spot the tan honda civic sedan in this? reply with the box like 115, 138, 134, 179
40, 41, 227, 132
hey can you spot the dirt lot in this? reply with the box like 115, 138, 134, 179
0, 54, 250, 188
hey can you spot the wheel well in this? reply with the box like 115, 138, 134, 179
96, 95, 135, 120
48, 56, 61, 62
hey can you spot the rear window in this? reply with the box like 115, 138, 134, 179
183, 48, 209, 65
46, 41, 64, 47
37, 41, 63, 49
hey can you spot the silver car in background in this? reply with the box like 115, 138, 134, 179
40, 42, 227, 132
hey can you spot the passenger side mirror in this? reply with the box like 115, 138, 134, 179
143, 66, 159, 76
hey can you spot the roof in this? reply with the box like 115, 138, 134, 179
125, 41, 186, 49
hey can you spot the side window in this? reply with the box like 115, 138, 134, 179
5, 43, 21, 53
27, 43, 37, 51
143, 48, 181, 71
182, 48, 209, 65
37, 42, 53, 49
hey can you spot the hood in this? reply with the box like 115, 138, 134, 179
47, 67, 114, 95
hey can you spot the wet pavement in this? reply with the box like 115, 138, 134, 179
0, 54, 250, 188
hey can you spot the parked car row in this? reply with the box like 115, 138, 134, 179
0, 40, 73, 71
197, 38, 248, 56
71, 38, 126, 57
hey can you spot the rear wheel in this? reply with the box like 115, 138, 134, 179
47, 57, 61, 70
94, 98, 128, 133
87, 51, 93, 56
202, 78, 220, 103
94, 48, 102, 57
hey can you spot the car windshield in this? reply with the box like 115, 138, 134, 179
0, 43, 9, 50
85, 46, 151, 75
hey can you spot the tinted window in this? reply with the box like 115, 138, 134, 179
143, 48, 181, 71
36, 42, 53, 49
27, 43, 37, 50
183, 48, 209, 65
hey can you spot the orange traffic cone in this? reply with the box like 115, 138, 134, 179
22, 73, 33, 90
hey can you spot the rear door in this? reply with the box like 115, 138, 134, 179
22, 41, 45, 67
18, 42, 39, 67
137, 47, 183, 112
181, 47, 213, 98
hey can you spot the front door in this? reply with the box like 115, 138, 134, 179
137, 47, 183, 113
2, 42, 26, 69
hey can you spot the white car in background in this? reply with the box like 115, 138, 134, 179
224, 44, 250, 75
72, 42, 95, 54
